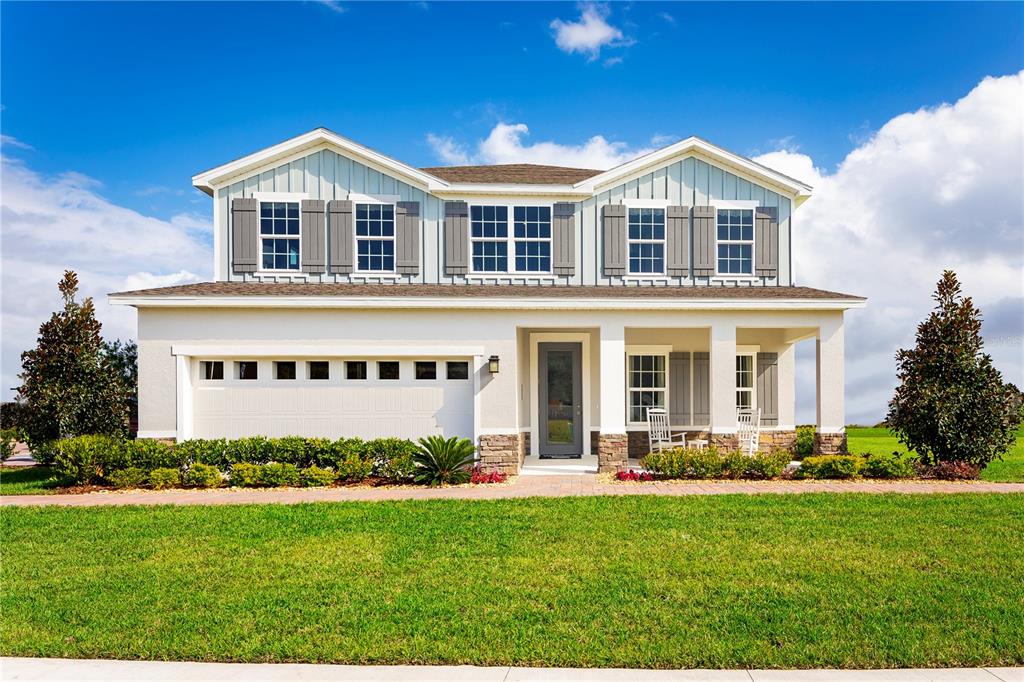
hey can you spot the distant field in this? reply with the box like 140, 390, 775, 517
846, 426, 1024, 482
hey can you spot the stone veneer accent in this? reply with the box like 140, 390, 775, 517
478, 433, 522, 474
628, 430, 798, 458
597, 433, 628, 472
814, 431, 848, 455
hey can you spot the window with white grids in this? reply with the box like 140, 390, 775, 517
627, 208, 665, 274
717, 208, 754, 275
356, 203, 395, 272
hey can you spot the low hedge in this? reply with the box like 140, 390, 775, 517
50, 434, 423, 488
642, 446, 791, 480
798, 455, 863, 479
798, 451, 919, 480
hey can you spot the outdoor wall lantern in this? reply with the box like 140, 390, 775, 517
488, 355, 500, 374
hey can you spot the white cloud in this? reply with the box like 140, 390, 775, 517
314, 0, 346, 14
0, 156, 211, 395
550, 3, 627, 61
753, 71, 1024, 424
0, 135, 33, 151
427, 122, 658, 170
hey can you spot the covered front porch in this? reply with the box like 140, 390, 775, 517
510, 311, 848, 473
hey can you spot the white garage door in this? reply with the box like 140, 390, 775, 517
191, 358, 474, 441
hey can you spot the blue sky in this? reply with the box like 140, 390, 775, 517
1, 2, 1022, 421
2, 1, 1021, 221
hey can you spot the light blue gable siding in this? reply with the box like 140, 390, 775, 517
218, 148, 446, 284
580, 157, 791, 286
219, 149, 792, 286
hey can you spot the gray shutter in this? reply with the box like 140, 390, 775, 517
395, 201, 420, 275
692, 206, 715, 277
552, 202, 576, 276
669, 352, 691, 426
231, 197, 259, 273
444, 201, 469, 275
602, 204, 627, 276
755, 207, 779, 278
300, 199, 326, 274
666, 205, 690, 277
756, 352, 779, 426
327, 200, 354, 273
692, 352, 710, 424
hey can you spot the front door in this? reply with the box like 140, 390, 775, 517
538, 342, 583, 458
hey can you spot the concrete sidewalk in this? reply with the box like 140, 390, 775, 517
3, 473, 1023, 508
2, 658, 1021, 681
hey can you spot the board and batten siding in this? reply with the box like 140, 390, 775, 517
218, 149, 791, 286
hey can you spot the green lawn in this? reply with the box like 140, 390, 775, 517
847, 426, 1024, 482
3, 494, 1023, 668
0, 466, 68, 496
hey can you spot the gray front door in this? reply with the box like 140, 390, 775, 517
538, 342, 583, 458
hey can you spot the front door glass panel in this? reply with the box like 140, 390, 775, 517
546, 350, 575, 444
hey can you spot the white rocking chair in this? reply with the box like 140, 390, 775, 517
647, 408, 686, 453
737, 408, 762, 456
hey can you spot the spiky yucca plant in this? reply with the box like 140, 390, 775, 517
413, 435, 476, 485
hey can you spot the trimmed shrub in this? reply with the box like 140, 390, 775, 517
745, 449, 791, 480
149, 467, 181, 490
184, 462, 223, 488
1, 428, 19, 462
863, 451, 917, 479
799, 455, 863, 479
303, 438, 335, 468
225, 436, 273, 466
719, 449, 748, 480
334, 454, 373, 483
795, 425, 815, 458
107, 466, 146, 489
369, 438, 419, 482
53, 434, 128, 484
175, 439, 228, 468
300, 466, 337, 487
688, 447, 725, 479
271, 436, 309, 467
641, 448, 687, 478
31, 439, 59, 467
229, 462, 263, 487
260, 462, 300, 487
128, 438, 179, 471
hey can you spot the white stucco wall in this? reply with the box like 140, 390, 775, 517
135, 306, 843, 439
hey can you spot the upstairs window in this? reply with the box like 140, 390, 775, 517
260, 202, 300, 271
628, 208, 665, 274
471, 205, 508, 272
717, 209, 754, 275
356, 203, 395, 272
513, 206, 551, 272
471, 205, 553, 274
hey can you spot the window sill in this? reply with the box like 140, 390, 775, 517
350, 273, 404, 279
464, 273, 560, 279
622, 276, 671, 281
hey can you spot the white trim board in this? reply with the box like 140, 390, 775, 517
112, 295, 865, 311
171, 344, 486, 357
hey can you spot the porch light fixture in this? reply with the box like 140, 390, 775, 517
488, 355, 500, 374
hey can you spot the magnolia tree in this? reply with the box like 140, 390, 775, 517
17, 271, 130, 450
887, 271, 1019, 467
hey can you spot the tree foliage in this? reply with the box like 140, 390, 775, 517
886, 270, 1019, 467
16, 271, 130, 448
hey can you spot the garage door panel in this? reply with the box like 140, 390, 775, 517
192, 373, 474, 441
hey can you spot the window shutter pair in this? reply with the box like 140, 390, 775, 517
444, 201, 576, 276
692, 205, 779, 278
601, 204, 690, 277
331, 199, 421, 275
231, 197, 420, 275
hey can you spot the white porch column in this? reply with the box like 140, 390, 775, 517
815, 313, 847, 453
597, 324, 628, 471
710, 320, 737, 435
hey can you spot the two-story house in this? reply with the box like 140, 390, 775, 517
110, 128, 865, 473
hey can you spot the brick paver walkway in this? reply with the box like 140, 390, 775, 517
3, 474, 1022, 507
